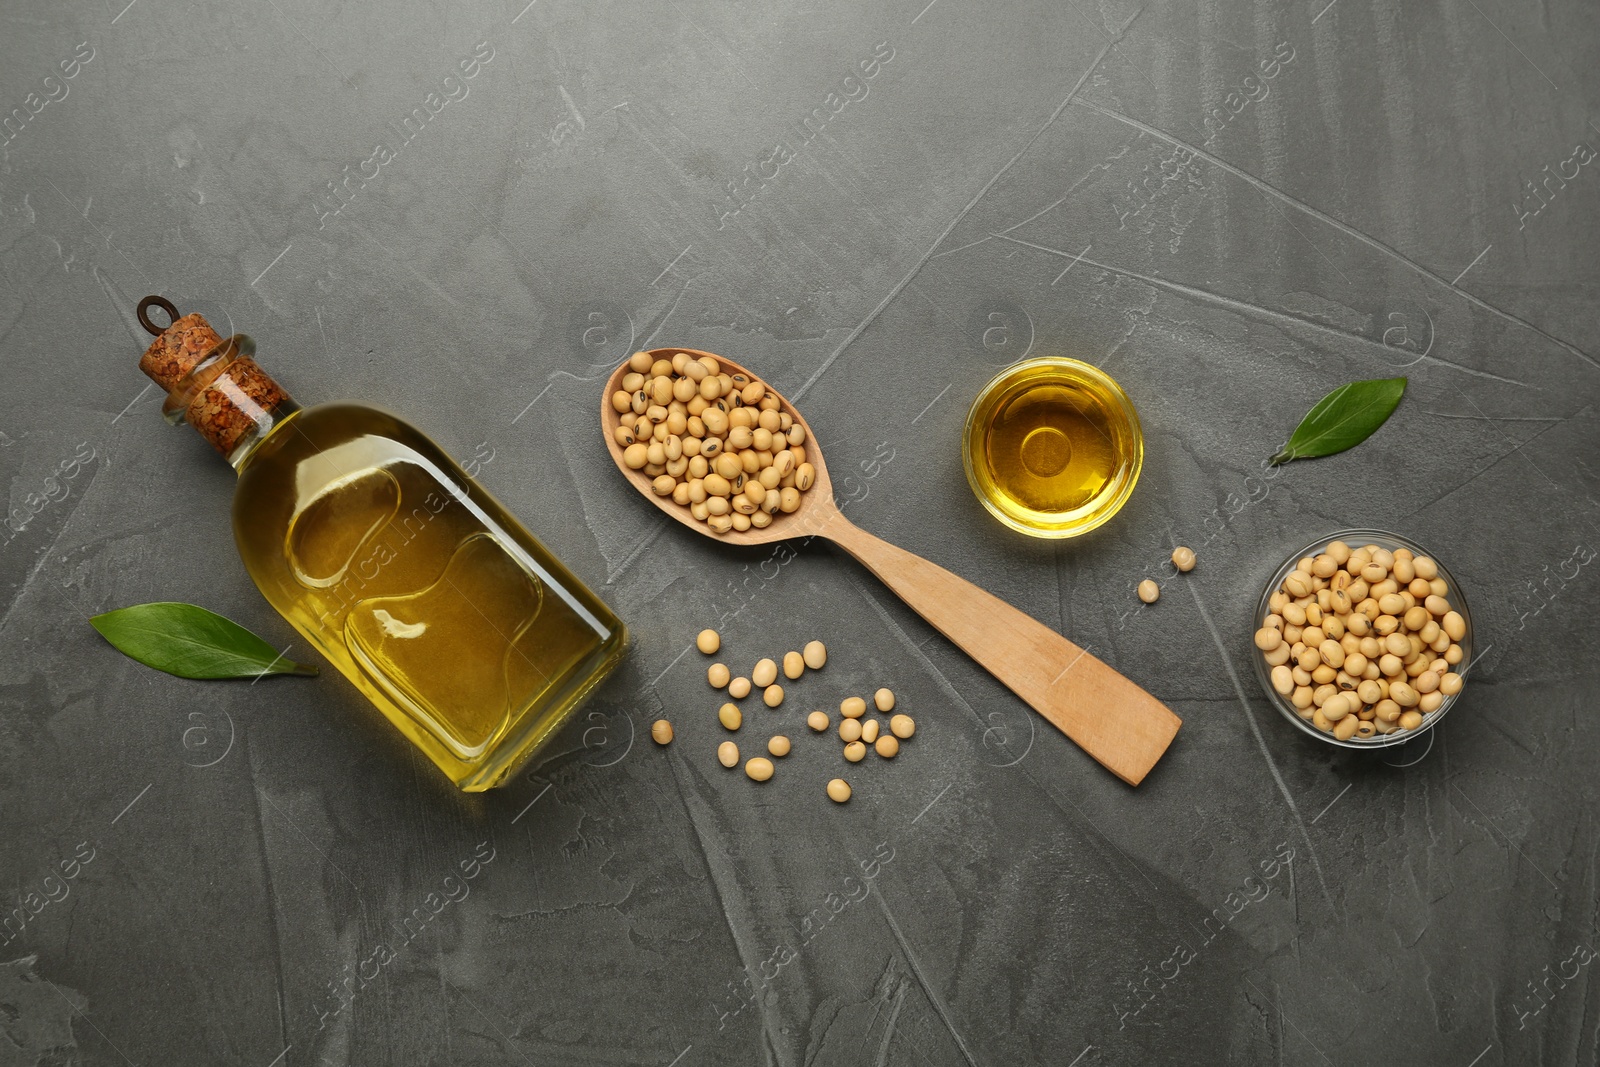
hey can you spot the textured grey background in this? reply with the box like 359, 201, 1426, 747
2, 0, 1598, 1063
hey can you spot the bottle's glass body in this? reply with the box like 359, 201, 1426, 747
232, 401, 627, 791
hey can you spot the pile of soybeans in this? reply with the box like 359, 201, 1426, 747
610, 351, 815, 535
1254, 539, 1467, 740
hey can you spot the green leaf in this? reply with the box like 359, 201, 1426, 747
89, 602, 319, 680
1270, 377, 1407, 465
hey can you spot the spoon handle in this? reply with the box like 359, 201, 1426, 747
823, 516, 1181, 785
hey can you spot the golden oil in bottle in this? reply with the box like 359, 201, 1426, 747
135, 297, 626, 791
963, 357, 1143, 538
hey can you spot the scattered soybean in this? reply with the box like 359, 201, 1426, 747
782, 651, 805, 680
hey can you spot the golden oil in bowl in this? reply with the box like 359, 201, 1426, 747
963, 358, 1143, 538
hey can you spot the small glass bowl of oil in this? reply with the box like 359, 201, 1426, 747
963, 357, 1143, 538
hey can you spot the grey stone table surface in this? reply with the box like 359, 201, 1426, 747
2, 0, 1598, 1063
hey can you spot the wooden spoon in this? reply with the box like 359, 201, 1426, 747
601, 348, 1180, 785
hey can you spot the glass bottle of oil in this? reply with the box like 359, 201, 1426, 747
134, 296, 627, 791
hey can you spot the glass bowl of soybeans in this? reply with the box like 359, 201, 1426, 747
1252, 530, 1473, 748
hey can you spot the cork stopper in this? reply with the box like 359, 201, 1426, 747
136, 296, 294, 459
138, 311, 224, 391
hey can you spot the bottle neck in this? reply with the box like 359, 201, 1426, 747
161, 334, 299, 469
225, 400, 303, 471
139, 311, 297, 468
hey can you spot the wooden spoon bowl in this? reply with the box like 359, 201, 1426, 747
601, 348, 838, 543
601, 348, 1180, 785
